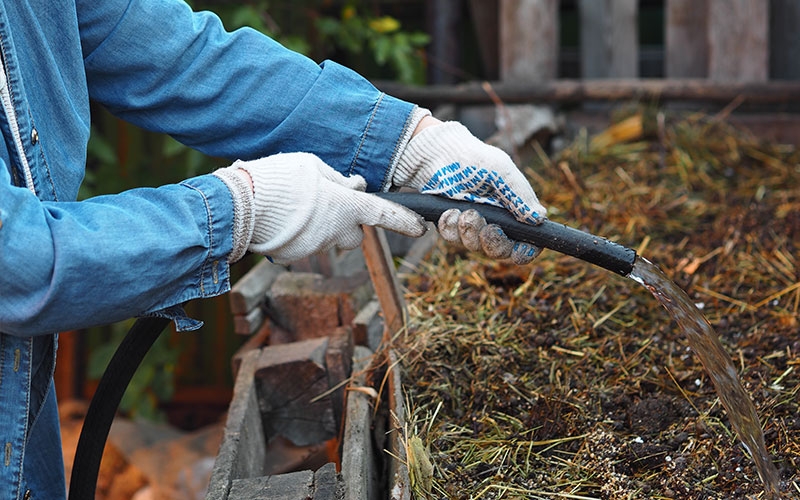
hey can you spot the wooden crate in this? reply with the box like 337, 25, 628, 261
206, 227, 436, 499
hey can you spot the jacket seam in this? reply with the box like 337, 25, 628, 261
15, 338, 32, 500
82, 0, 136, 63
29, 110, 58, 201
347, 92, 384, 177
0, 335, 4, 391
179, 182, 214, 296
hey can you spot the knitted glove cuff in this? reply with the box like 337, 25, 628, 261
213, 167, 256, 263
384, 106, 431, 191
393, 121, 475, 190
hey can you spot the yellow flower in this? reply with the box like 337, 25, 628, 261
369, 16, 400, 33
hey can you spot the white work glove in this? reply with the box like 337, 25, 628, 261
394, 120, 547, 265
214, 153, 426, 264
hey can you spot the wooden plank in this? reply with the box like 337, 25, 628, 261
225, 465, 341, 500
666, 0, 709, 78
341, 346, 378, 500
312, 463, 342, 500
427, 0, 462, 84
206, 349, 266, 500
325, 326, 354, 434
228, 470, 314, 500
770, 0, 800, 80
579, 0, 638, 78
708, 0, 768, 81
375, 79, 800, 105
468, 0, 500, 80
229, 258, 285, 315
360, 227, 405, 344
387, 350, 411, 500
499, 0, 559, 82
231, 321, 271, 378
352, 300, 380, 348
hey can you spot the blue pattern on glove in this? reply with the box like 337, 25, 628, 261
421, 163, 542, 225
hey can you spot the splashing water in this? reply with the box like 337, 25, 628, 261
629, 256, 782, 498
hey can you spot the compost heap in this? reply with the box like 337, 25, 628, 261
398, 112, 799, 500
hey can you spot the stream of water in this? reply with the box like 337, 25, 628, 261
628, 256, 782, 498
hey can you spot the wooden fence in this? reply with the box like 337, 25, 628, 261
417, 0, 800, 99
507, 0, 793, 82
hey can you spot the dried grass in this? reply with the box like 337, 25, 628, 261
397, 111, 800, 500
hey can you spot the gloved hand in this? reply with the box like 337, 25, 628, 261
393, 119, 546, 264
214, 153, 426, 263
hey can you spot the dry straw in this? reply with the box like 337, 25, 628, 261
397, 110, 799, 500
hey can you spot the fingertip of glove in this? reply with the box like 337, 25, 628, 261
437, 209, 461, 244
371, 196, 428, 238
511, 242, 541, 265
480, 224, 513, 260
396, 213, 428, 238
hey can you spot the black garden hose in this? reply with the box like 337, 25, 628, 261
378, 192, 637, 276
68, 316, 170, 500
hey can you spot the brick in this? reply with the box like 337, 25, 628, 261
266, 272, 372, 341
255, 338, 335, 446
229, 258, 285, 315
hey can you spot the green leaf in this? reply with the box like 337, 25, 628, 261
409, 32, 431, 47
229, 5, 268, 33
316, 18, 341, 37
280, 36, 311, 56
86, 128, 117, 165
372, 37, 392, 65
162, 136, 187, 157
87, 341, 118, 379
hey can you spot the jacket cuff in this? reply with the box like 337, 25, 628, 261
177, 174, 235, 297
345, 90, 417, 193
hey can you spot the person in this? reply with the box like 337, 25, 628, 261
0, 0, 546, 497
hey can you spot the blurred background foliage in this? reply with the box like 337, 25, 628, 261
82, 0, 429, 422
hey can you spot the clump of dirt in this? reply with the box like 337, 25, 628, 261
399, 113, 800, 499
626, 395, 682, 436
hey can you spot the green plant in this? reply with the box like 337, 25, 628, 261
316, 4, 430, 84
87, 320, 180, 421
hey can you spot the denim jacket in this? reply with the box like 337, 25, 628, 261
0, 0, 415, 497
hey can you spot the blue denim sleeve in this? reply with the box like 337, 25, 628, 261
0, 162, 234, 335
76, 0, 416, 192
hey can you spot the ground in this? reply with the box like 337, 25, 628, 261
398, 111, 799, 500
